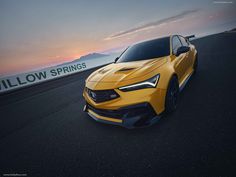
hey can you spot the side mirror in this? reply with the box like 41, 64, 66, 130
176, 46, 190, 56
114, 57, 119, 63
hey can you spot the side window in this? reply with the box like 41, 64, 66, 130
172, 36, 182, 55
179, 36, 189, 47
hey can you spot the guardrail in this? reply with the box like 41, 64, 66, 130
0, 57, 115, 94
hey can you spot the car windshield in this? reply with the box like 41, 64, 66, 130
116, 37, 170, 63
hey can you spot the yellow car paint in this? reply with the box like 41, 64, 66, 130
88, 109, 123, 123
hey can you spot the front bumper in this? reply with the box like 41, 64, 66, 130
84, 102, 162, 128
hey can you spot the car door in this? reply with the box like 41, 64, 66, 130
178, 36, 192, 72
172, 35, 188, 82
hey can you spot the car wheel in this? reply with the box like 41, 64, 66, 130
193, 54, 198, 74
165, 76, 179, 113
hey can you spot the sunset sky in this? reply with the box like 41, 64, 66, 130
0, 0, 236, 75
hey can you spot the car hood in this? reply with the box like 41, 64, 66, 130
87, 56, 167, 84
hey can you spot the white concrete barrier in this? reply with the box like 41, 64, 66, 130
0, 56, 116, 94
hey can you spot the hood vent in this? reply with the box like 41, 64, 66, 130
118, 67, 136, 72
98, 68, 110, 74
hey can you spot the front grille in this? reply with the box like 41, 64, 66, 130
86, 88, 119, 103
86, 102, 157, 125
87, 104, 123, 119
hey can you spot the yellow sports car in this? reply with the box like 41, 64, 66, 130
83, 35, 198, 128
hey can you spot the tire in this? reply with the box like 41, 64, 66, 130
165, 76, 179, 113
193, 54, 198, 74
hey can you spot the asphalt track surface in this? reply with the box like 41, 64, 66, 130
0, 32, 236, 177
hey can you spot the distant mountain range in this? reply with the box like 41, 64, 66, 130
72, 53, 109, 63
57, 52, 116, 67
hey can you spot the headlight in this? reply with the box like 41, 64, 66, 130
119, 74, 160, 92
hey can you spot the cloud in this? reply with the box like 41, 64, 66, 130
104, 9, 199, 40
